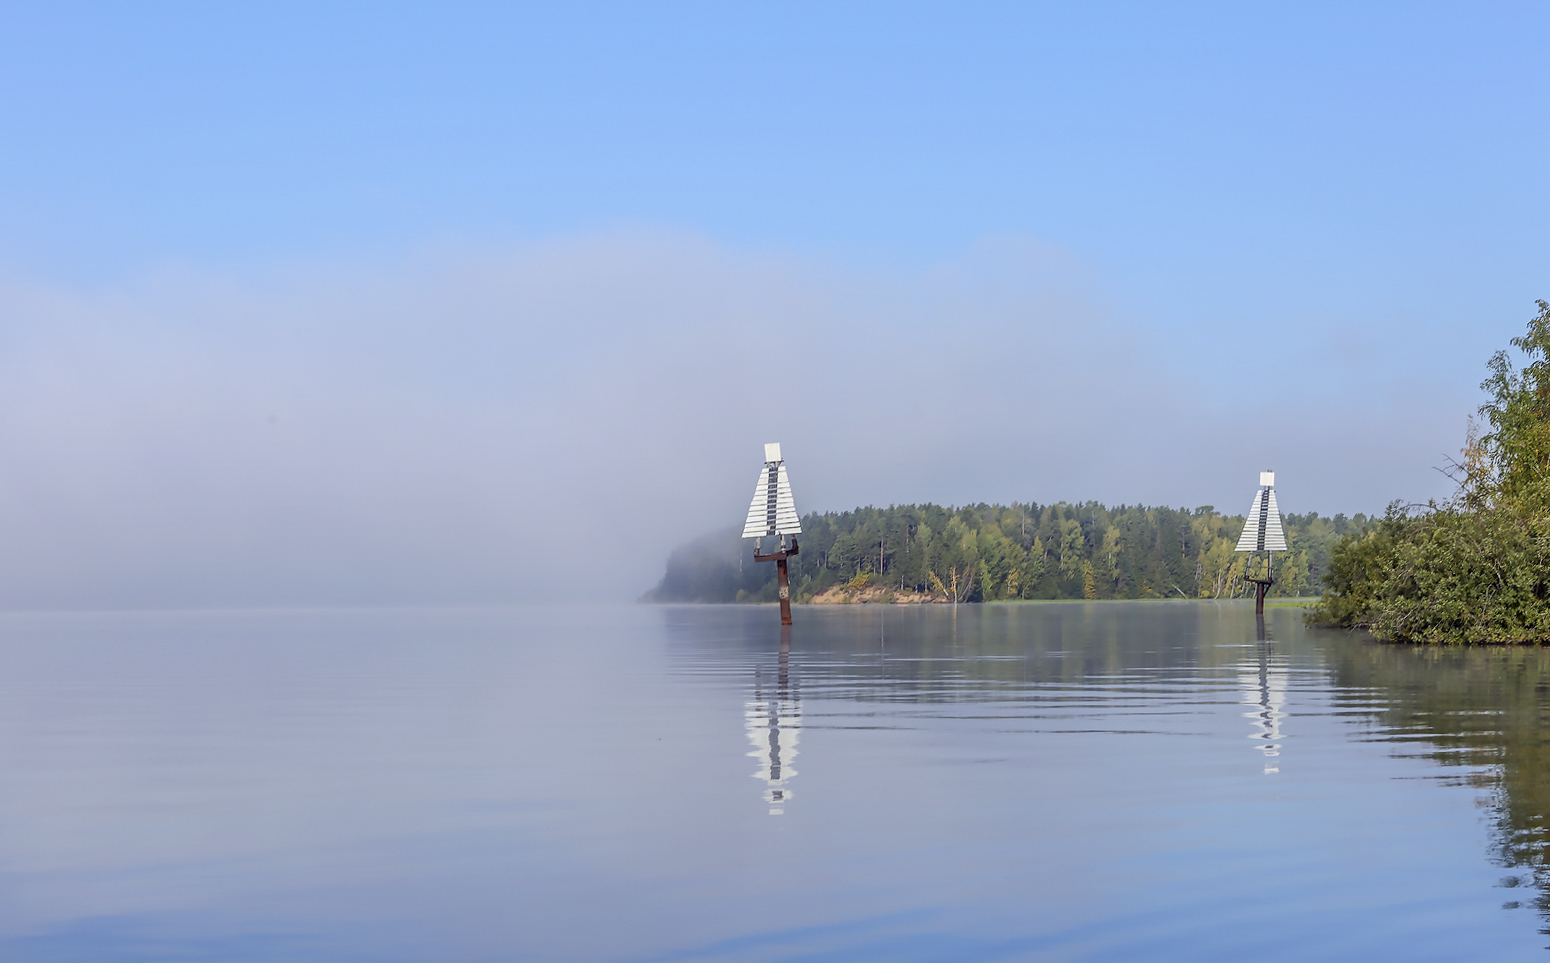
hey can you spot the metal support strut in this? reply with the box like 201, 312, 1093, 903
1246, 551, 1274, 616
754, 537, 800, 626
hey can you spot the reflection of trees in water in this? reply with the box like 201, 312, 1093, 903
682, 604, 1550, 928
1327, 643, 1550, 928
680, 603, 1254, 697
710, 604, 1289, 817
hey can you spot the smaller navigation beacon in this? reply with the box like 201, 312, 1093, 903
1235, 470, 1287, 616
743, 443, 802, 626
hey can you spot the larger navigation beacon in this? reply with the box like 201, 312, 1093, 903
743, 442, 802, 625
1235, 470, 1287, 616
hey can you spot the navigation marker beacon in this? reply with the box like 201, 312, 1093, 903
1235, 471, 1287, 616
743, 443, 802, 625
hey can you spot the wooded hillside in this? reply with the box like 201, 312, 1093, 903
646, 502, 1361, 603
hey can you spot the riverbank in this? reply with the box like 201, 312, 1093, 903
796, 592, 1321, 607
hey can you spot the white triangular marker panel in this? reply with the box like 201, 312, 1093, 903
774, 465, 800, 534
742, 459, 803, 538
1235, 487, 1286, 552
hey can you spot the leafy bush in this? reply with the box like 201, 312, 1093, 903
1310, 302, 1550, 643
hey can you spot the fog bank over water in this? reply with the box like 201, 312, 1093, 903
0, 232, 1466, 606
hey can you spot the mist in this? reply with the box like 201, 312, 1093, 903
0, 231, 1477, 607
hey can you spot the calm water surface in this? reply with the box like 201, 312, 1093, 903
1, 602, 1549, 961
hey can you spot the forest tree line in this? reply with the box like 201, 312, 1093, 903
646, 502, 1362, 604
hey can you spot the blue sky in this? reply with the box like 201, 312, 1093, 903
0, 2, 1547, 603
6, 3, 1546, 306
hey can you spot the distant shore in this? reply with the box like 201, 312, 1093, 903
645, 503, 1354, 606
775, 593, 1322, 607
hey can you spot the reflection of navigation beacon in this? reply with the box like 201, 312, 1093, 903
1241, 639, 1286, 774
746, 640, 800, 815
743, 443, 802, 625
1235, 471, 1287, 616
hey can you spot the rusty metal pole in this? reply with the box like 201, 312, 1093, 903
1250, 552, 1273, 615
776, 557, 792, 625
755, 538, 799, 626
